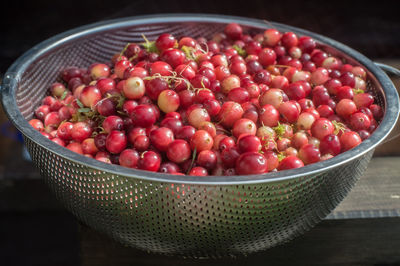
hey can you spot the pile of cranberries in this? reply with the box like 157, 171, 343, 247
28, 23, 383, 176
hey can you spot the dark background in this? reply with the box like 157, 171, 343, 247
1, 0, 400, 76
1, 1, 400, 265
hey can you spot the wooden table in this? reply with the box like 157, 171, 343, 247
0, 60, 399, 265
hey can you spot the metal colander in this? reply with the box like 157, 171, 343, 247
1, 14, 399, 258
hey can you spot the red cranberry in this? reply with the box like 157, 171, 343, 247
235, 152, 268, 175
66, 142, 84, 155
189, 166, 208, 176
263, 29, 281, 47
224, 23, 243, 40
253, 70, 271, 85
218, 101, 244, 128
119, 149, 139, 168
159, 162, 181, 174
203, 99, 221, 117
138, 151, 161, 172
339, 72, 356, 87
298, 36, 316, 53
160, 49, 186, 68
103, 115, 124, 133
62, 66, 82, 82
215, 65, 231, 81
278, 101, 300, 123
166, 139, 191, 163
317, 105, 334, 118
336, 85, 354, 100
133, 135, 150, 151
158, 89, 180, 113
246, 60, 263, 75
278, 156, 304, 170
259, 48, 277, 66
228, 87, 250, 103
190, 130, 213, 152
237, 134, 261, 153
35, 105, 51, 121
93, 133, 107, 151
221, 146, 241, 168
281, 32, 298, 48
340, 131, 362, 151
349, 112, 371, 131
292, 131, 309, 149
358, 130, 370, 140
336, 99, 357, 118
353, 93, 374, 108
298, 144, 321, 165
114, 60, 132, 79
97, 98, 117, 116
311, 118, 334, 140
259, 104, 280, 127
196, 150, 217, 170
71, 122, 92, 142
149, 127, 174, 152
155, 33, 176, 51
160, 118, 182, 135
245, 41, 262, 55
229, 61, 247, 76
218, 136, 236, 151
320, 134, 341, 156
150, 61, 173, 76
175, 124, 196, 142
195, 89, 215, 104
146, 78, 169, 100
57, 122, 74, 140
312, 86, 331, 106
284, 82, 306, 101
232, 118, 257, 138
369, 104, 383, 120
106, 130, 127, 154
131, 104, 157, 128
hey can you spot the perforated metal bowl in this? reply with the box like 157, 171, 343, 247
1, 14, 399, 258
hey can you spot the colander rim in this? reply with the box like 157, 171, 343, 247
1, 13, 399, 185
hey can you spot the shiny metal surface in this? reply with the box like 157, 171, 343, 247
1, 14, 399, 257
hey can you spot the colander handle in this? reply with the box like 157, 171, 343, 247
374, 62, 400, 76
0, 72, 18, 96
374, 62, 400, 145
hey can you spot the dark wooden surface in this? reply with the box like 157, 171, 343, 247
79, 218, 400, 266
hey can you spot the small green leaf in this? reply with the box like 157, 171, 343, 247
181, 45, 196, 61
117, 110, 128, 116
141, 34, 159, 54
273, 122, 286, 139
186, 148, 197, 175
332, 120, 347, 135
78, 107, 91, 113
232, 45, 247, 57
75, 99, 84, 108
60, 90, 68, 100
119, 42, 131, 58
277, 153, 286, 162
116, 94, 126, 110
353, 88, 365, 94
